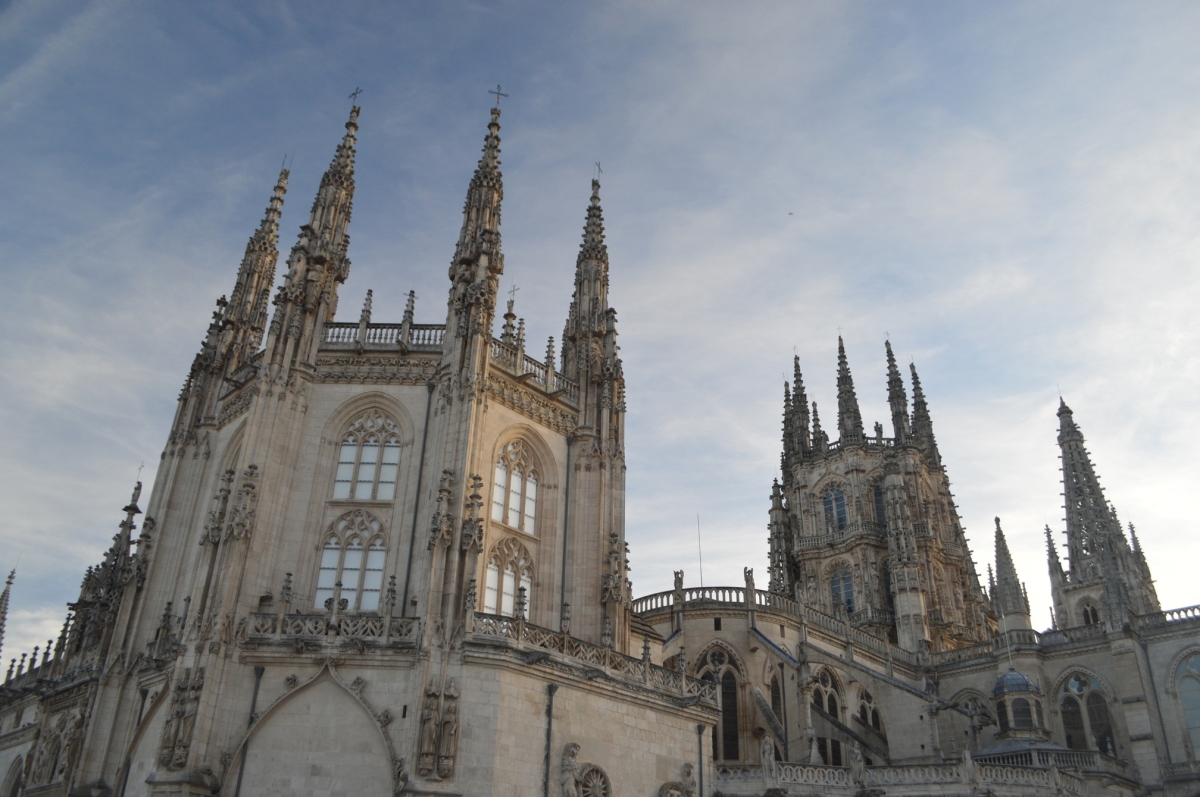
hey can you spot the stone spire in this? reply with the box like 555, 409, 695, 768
768, 480, 790, 594
992, 518, 1030, 629
885, 341, 910, 443
909, 362, 941, 466
835, 337, 865, 446
793, 356, 811, 456
561, 179, 616, 380
227, 166, 289, 366
263, 105, 360, 375
1056, 399, 1159, 620
781, 382, 795, 479
451, 106, 504, 284
811, 401, 827, 453
0, 570, 12, 659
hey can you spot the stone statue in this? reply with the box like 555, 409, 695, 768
673, 570, 684, 598
437, 681, 459, 778
760, 734, 776, 783
561, 743, 582, 797
418, 688, 441, 777
657, 763, 696, 797
849, 742, 866, 785
744, 567, 755, 595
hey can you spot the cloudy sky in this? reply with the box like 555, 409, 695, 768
2, 1, 1199, 662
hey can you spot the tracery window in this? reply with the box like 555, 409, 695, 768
831, 569, 855, 614
824, 488, 848, 532
1059, 673, 1115, 755
1176, 653, 1200, 753
873, 485, 886, 527
859, 690, 883, 735
491, 442, 539, 534
1080, 602, 1101, 626
482, 537, 533, 618
314, 510, 387, 612
808, 669, 843, 765
696, 648, 741, 761
332, 410, 402, 500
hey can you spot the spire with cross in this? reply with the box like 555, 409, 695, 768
488, 84, 509, 107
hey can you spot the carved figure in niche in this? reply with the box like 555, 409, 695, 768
657, 763, 696, 797
560, 743, 582, 797
158, 672, 189, 766
417, 688, 441, 777
437, 680, 460, 778
55, 711, 85, 784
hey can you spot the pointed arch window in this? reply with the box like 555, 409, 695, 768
482, 536, 533, 618
313, 510, 387, 612
1080, 601, 1101, 626
491, 442, 539, 534
873, 484, 886, 527
1059, 673, 1115, 755
831, 569, 855, 614
1176, 653, 1200, 754
824, 488, 848, 532
332, 410, 402, 500
696, 647, 742, 761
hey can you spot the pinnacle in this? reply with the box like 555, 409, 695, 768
578, 179, 608, 263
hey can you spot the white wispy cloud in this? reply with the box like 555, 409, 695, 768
0, 2, 1198, 660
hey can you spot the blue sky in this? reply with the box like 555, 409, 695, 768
2, 1, 1199, 661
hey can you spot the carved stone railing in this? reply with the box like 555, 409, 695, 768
1164, 760, 1200, 780
631, 587, 917, 666
796, 521, 884, 550
321, 322, 445, 351
929, 640, 995, 666
488, 338, 579, 403
1136, 603, 1200, 632
976, 747, 1127, 777
714, 761, 1083, 796
246, 612, 419, 645
848, 606, 894, 628
470, 613, 717, 704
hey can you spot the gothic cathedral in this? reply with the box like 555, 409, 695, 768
1, 105, 1198, 797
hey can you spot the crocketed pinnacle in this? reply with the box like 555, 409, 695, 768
793, 356, 810, 453
305, 104, 359, 261
836, 337, 865, 445
0, 570, 12, 660
578, 178, 609, 267
1045, 525, 1063, 574
992, 517, 1030, 617
909, 362, 941, 465
885, 341, 910, 443
452, 106, 504, 275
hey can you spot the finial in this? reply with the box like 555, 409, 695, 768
545, 336, 556, 374
488, 84, 509, 108
349, 86, 364, 105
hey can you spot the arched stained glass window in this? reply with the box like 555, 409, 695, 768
1012, 698, 1033, 729
824, 488, 848, 532
1086, 692, 1114, 755
831, 570, 854, 614
312, 510, 387, 612
1062, 696, 1087, 750
491, 442, 540, 534
721, 671, 740, 761
481, 536, 533, 619
332, 410, 402, 500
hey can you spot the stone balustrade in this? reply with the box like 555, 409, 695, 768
469, 612, 718, 704
245, 612, 419, 647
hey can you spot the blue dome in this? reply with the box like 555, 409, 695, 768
993, 668, 1041, 697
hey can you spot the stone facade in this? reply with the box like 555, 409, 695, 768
0, 103, 1198, 797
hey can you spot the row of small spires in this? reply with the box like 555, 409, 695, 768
4, 642, 55, 684
781, 337, 938, 462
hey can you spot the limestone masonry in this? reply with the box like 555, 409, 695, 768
1, 105, 1198, 797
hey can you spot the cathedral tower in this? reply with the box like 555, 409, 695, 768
769, 341, 992, 653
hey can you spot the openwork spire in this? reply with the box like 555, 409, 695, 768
992, 518, 1029, 617
1056, 400, 1159, 617
835, 337, 865, 445
885, 341, 910, 443
578, 178, 609, 267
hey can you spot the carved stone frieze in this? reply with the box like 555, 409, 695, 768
314, 355, 438, 385
485, 374, 577, 435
